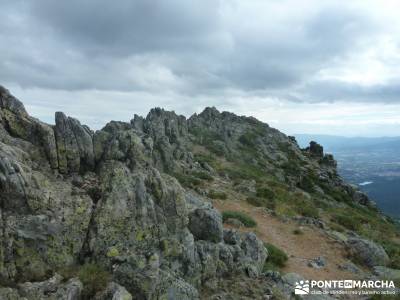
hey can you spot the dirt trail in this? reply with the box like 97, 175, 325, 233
213, 199, 363, 280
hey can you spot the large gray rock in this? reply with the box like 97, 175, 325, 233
347, 237, 390, 267
188, 208, 223, 243
54, 112, 94, 173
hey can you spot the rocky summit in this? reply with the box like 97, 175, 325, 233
0, 85, 399, 300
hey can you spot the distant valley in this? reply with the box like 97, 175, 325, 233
295, 134, 400, 219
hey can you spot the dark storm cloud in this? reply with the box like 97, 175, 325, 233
29, 0, 222, 56
0, 0, 399, 104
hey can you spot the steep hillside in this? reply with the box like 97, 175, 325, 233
1, 86, 399, 299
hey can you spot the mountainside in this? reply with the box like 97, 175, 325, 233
295, 134, 400, 219
1, 86, 400, 299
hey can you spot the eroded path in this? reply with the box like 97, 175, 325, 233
213, 199, 363, 280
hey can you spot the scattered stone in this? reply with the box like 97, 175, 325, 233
308, 257, 326, 269
338, 261, 362, 274
292, 216, 325, 229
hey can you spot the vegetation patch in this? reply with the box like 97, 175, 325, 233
208, 189, 228, 200
332, 213, 360, 231
298, 176, 315, 193
172, 172, 201, 188
222, 211, 257, 227
78, 263, 110, 299
192, 171, 214, 181
220, 163, 266, 182
246, 196, 276, 210
238, 130, 259, 148
263, 242, 288, 271
294, 197, 319, 218
172, 170, 213, 188
194, 153, 217, 167
293, 228, 303, 235
190, 127, 226, 156
256, 187, 276, 199
380, 240, 400, 269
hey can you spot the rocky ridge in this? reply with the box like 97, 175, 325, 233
0, 86, 399, 299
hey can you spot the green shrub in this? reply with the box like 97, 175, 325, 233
246, 196, 276, 210
173, 173, 201, 188
238, 131, 258, 148
332, 214, 360, 231
293, 229, 303, 235
222, 211, 257, 227
264, 243, 288, 270
298, 176, 315, 193
221, 164, 265, 181
78, 263, 110, 299
380, 240, 400, 269
194, 153, 216, 166
281, 162, 301, 176
192, 171, 214, 181
208, 190, 228, 200
329, 222, 345, 233
256, 187, 275, 199
297, 204, 319, 218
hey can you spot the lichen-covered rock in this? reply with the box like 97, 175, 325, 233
54, 112, 94, 173
17, 274, 82, 300
223, 229, 241, 245
188, 208, 223, 243
0, 287, 26, 300
347, 237, 390, 267
94, 282, 132, 300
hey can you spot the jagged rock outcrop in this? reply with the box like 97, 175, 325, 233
0, 87, 268, 299
54, 112, 94, 174
1, 86, 389, 299
0, 274, 82, 300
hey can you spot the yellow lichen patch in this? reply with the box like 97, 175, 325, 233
106, 247, 120, 258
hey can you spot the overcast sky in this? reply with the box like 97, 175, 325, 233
1, 0, 400, 136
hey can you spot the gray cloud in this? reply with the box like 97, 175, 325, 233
0, 0, 399, 108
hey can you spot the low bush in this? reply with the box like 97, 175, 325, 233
298, 176, 315, 193
332, 214, 360, 231
208, 190, 228, 200
246, 196, 276, 210
297, 204, 319, 218
173, 173, 201, 188
263, 242, 288, 271
222, 211, 257, 227
293, 229, 303, 235
380, 240, 400, 269
256, 187, 275, 199
192, 171, 214, 181
78, 263, 110, 299
238, 131, 259, 148
194, 153, 216, 166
